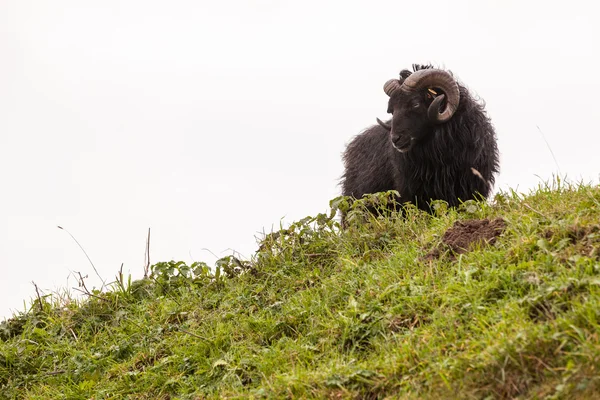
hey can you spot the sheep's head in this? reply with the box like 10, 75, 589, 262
379, 68, 460, 153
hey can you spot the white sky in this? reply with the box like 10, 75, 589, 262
1, 0, 599, 319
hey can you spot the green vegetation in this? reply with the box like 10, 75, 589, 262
2, 180, 600, 399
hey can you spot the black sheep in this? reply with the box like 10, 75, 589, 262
340, 64, 499, 220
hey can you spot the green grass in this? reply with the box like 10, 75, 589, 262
3, 180, 600, 399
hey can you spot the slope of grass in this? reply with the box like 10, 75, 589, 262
2, 181, 600, 399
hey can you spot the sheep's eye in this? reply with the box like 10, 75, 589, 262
412, 102, 420, 108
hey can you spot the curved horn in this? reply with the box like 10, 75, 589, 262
383, 79, 402, 97
427, 95, 448, 123
401, 69, 460, 123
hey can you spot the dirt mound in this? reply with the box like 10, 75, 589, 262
427, 218, 506, 259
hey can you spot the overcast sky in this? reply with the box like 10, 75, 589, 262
1, 0, 599, 319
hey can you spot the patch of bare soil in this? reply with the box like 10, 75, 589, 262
426, 218, 507, 259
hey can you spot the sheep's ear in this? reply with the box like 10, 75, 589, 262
399, 69, 412, 80
376, 118, 391, 131
426, 88, 438, 101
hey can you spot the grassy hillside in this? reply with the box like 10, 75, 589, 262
2, 181, 600, 399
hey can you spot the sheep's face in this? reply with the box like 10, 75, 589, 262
387, 91, 435, 153
381, 68, 460, 153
